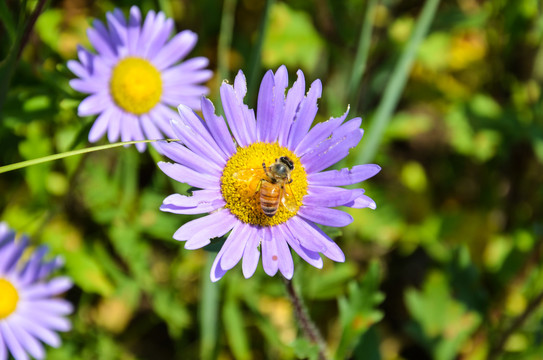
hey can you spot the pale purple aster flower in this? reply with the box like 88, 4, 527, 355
158, 66, 380, 282
68, 6, 212, 152
0, 223, 73, 360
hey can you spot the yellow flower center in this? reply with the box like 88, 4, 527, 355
0, 278, 19, 319
221, 142, 308, 226
110, 57, 162, 115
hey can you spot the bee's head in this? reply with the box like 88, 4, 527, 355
270, 156, 294, 179
278, 156, 294, 170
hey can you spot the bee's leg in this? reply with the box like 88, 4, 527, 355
262, 161, 272, 179
254, 179, 264, 196
288, 178, 293, 184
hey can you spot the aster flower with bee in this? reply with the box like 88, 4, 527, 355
158, 66, 380, 281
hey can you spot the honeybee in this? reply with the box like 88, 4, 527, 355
233, 156, 297, 217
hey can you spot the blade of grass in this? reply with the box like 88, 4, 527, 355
0, 139, 179, 174
356, 0, 441, 164
347, 0, 379, 105
200, 254, 220, 360
246, 0, 275, 106
0, 0, 47, 112
217, 0, 238, 89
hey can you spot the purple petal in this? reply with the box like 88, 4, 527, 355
174, 106, 228, 163
21, 277, 72, 299
0, 325, 5, 360
78, 92, 111, 117
303, 186, 364, 207
23, 299, 73, 316
285, 217, 345, 262
286, 79, 322, 149
0, 236, 26, 273
0, 322, 27, 360
67, 57, 89, 79
278, 70, 305, 147
19, 309, 71, 332
136, 10, 157, 56
11, 314, 61, 347
167, 56, 209, 73
283, 236, 323, 269
257, 66, 288, 143
150, 104, 178, 139
234, 70, 247, 98
345, 194, 377, 209
242, 229, 262, 278
7, 322, 45, 360
268, 65, 288, 142
301, 118, 364, 173
256, 70, 275, 142
298, 206, 353, 227
162, 95, 203, 110
152, 30, 197, 70
87, 21, 115, 59
162, 67, 213, 86
303, 220, 345, 262
284, 217, 327, 253
18, 246, 47, 285
127, 6, 142, 54
69, 78, 103, 93
308, 164, 381, 186
220, 77, 257, 147
272, 226, 294, 279
172, 210, 237, 248
294, 106, 349, 156
160, 190, 225, 215
201, 97, 236, 157
158, 141, 222, 175
144, 16, 173, 59
209, 223, 254, 282
158, 162, 219, 189
220, 223, 255, 271
107, 107, 122, 142
140, 113, 163, 141
88, 108, 111, 142
261, 227, 279, 276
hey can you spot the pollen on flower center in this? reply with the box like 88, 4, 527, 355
110, 57, 162, 115
0, 278, 19, 319
221, 142, 308, 226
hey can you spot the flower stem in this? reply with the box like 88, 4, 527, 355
488, 289, 543, 359
347, 0, 378, 106
247, 0, 275, 106
356, 0, 441, 164
0, 139, 179, 174
283, 278, 329, 360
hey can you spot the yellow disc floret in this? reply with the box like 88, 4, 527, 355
110, 57, 162, 115
221, 142, 308, 226
0, 278, 19, 319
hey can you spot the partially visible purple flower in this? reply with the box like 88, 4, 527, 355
68, 6, 212, 152
0, 223, 73, 360
158, 66, 380, 281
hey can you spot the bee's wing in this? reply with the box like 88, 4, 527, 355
232, 167, 267, 195
281, 183, 298, 212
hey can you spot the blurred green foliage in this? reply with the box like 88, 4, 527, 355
1, 0, 543, 359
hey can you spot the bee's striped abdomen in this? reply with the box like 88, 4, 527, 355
260, 181, 281, 217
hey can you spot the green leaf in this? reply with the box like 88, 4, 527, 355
291, 338, 320, 360
262, 2, 325, 72
223, 294, 251, 360
405, 271, 482, 360
335, 261, 384, 360
152, 288, 191, 338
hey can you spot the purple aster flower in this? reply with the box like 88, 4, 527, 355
68, 6, 212, 152
158, 66, 380, 282
0, 223, 73, 360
